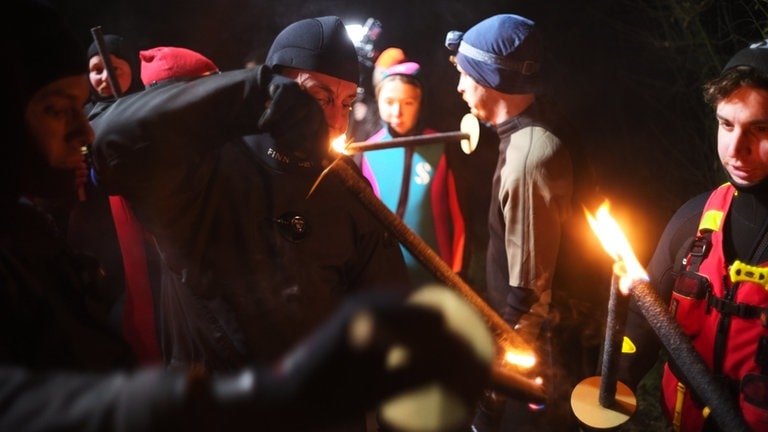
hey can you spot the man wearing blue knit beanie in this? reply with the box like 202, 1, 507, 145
447, 14, 582, 432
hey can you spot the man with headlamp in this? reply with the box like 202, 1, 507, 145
446, 14, 580, 432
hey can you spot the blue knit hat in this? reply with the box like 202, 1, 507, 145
446, 14, 542, 94
266, 16, 359, 84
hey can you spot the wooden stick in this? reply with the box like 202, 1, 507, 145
344, 131, 470, 154
314, 157, 546, 402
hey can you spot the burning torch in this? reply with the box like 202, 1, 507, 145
570, 201, 749, 431
314, 114, 545, 403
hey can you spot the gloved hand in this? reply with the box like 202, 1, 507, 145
200, 286, 493, 431
256, 66, 329, 162
503, 286, 539, 332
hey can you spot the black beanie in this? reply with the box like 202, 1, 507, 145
724, 39, 768, 75
88, 35, 129, 62
8, 0, 86, 108
266, 16, 359, 84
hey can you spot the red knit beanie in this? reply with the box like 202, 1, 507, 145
140, 46, 219, 86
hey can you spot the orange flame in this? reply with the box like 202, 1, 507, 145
585, 200, 649, 293
504, 349, 536, 369
331, 135, 349, 154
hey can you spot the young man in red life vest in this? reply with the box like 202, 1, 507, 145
618, 40, 768, 431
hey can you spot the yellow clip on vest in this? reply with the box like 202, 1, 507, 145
729, 260, 768, 290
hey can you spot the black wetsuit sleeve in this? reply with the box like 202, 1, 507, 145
0, 366, 188, 432
616, 191, 709, 389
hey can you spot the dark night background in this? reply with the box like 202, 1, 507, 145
50, 1, 766, 429
53, 0, 768, 264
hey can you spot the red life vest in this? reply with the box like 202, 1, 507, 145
663, 183, 768, 431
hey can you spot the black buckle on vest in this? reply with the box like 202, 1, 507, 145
684, 234, 712, 273
707, 294, 764, 320
689, 236, 710, 257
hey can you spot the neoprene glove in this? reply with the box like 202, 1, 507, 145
503, 286, 538, 328
198, 287, 493, 431
256, 67, 329, 162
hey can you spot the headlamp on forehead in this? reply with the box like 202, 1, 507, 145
445, 31, 464, 53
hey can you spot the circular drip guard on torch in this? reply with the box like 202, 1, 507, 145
571, 376, 636, 430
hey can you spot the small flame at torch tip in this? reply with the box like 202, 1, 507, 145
331, 135, 349, 154
586, 201, 649, 294
503, 350, 536, 369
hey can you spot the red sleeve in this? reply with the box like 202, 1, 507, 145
110, 196, 162, 365
431, 154, 465, 271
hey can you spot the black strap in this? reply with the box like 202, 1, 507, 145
673, 236, 697, 276
395, 146, 414, 219
707, 294, 768, 321
757, 336, 768, 374
690, 232, 712, 273
711, 213, 768, 375
749, 218, 768, 264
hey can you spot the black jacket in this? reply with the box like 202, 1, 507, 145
0, 198, 134, 371
91, 67, 411, 371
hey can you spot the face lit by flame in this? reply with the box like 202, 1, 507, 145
282, 68, 357, 141
586, 201, 649, 293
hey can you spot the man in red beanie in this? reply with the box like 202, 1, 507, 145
1, 3, 489, 431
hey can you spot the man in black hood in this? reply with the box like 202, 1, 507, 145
89, 15, 432, 431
